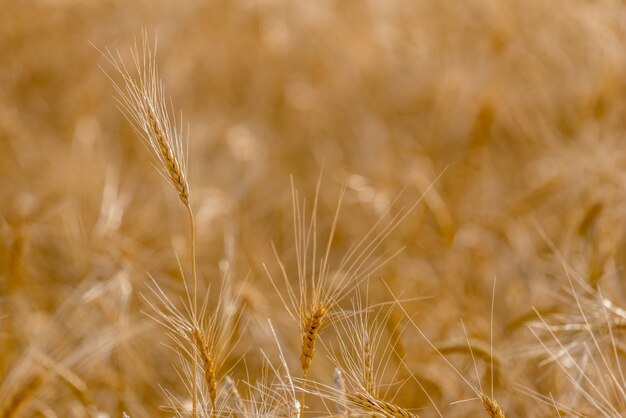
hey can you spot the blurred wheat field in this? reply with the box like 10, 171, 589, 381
3, 0, 626, 417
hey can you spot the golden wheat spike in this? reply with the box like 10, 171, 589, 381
480, 394, 506, 418
192, 327, 218, 409
363, 330, 375, 396
346, 392, 417, 418
299, 305, 327, 378
99, 31, 190, 209
145, 102, 189, 205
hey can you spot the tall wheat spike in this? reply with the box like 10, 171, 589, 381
99, 33, 189, 207
99, 32, 198, 314
100, 32, 207, 415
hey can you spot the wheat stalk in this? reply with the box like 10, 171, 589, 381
99, 32, 206, 415
99, 32, 198, 309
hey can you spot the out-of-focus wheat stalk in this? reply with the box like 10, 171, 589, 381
1, 374, 45, 418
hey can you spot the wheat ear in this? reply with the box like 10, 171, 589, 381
298, 305, 327, 418
191, 327, 218, 410
300, 305, 327, 378
145, 100, 189, 205
99, 32, 197, 289
362, 330, 375, 396
346, 392, 417, 418
480, 394, 505, 418
99, 33, 190, 208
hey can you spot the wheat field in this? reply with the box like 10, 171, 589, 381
2, 1, 626, 417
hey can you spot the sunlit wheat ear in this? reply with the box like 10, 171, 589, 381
145, 271, 242, 413
480, 394, 505, 418
326, 293, 397, 400
192, 327, 218, 408
98, 31, 199, 322
98, 32, 189, 206
265, 172, 443, 410
266, 171, 444, 416
346, 392, 418, 418
303, 295, 421, 418
362, 330, 375, 396
299, 304, 327, 379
